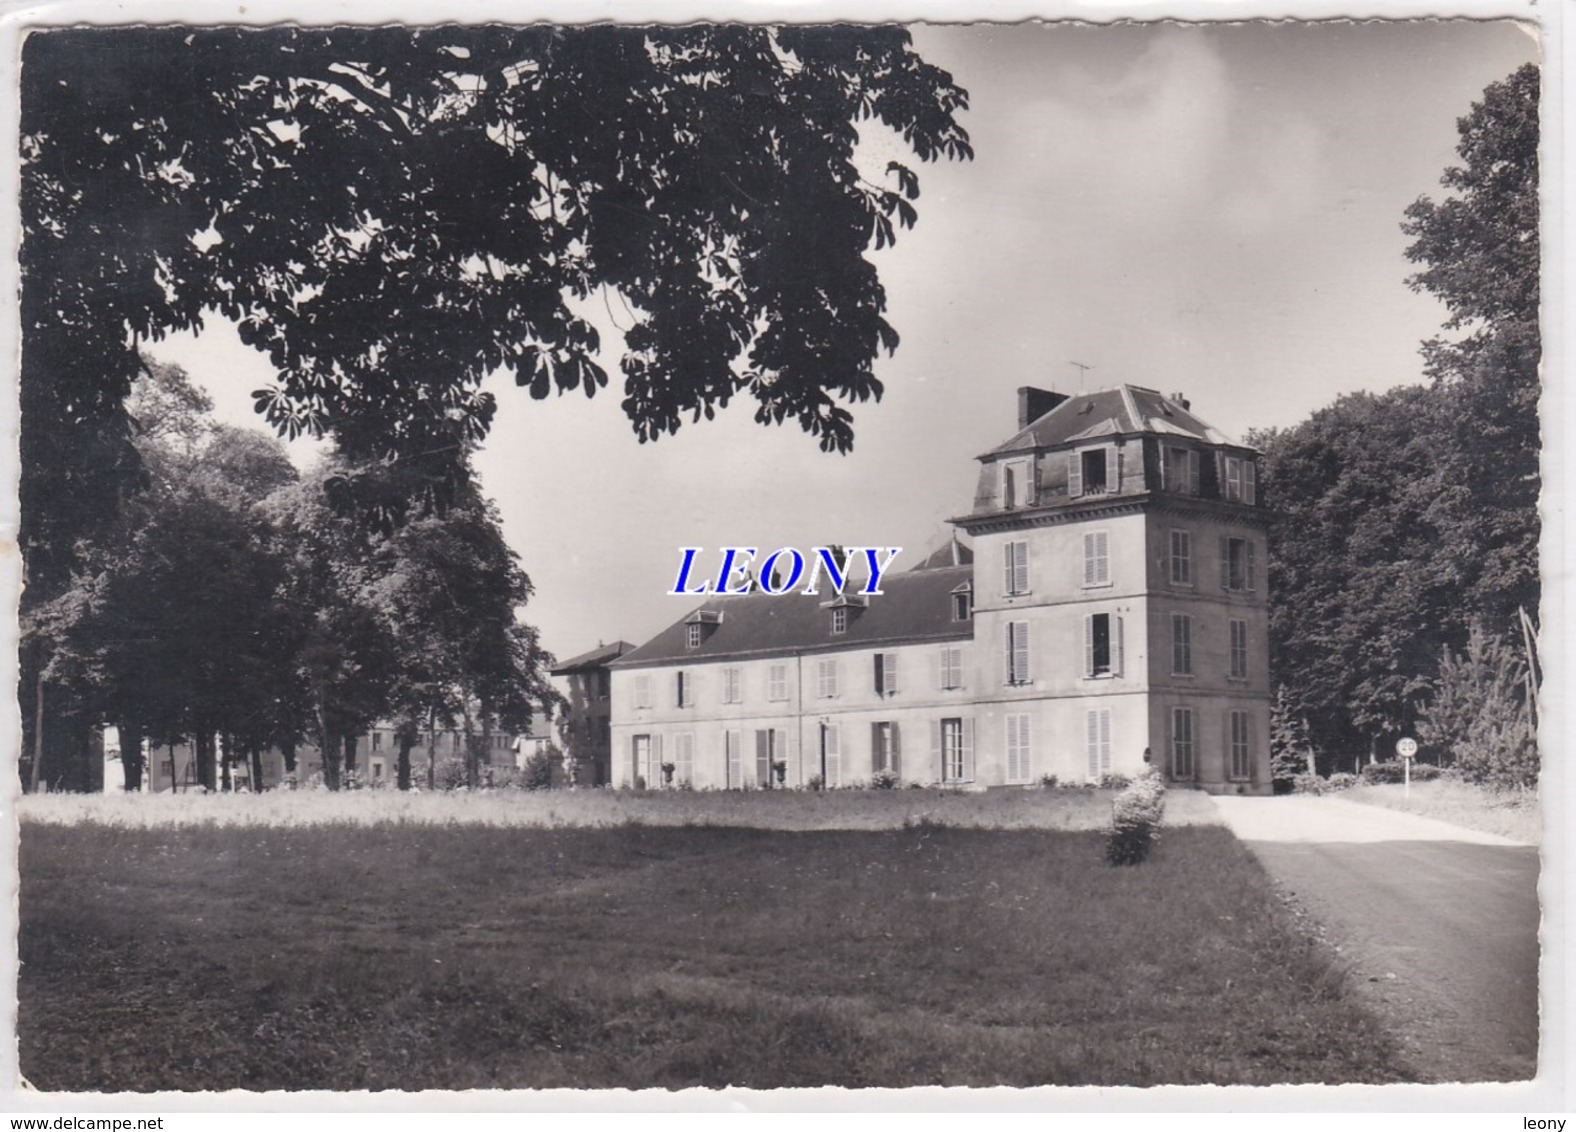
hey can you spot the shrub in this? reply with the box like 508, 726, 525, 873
1039, 774, 1059, 790
1418, 625, 1537, 791
521, 750, 555, 791
869, 768, 901, 790
1326, 772, 1359, 792
807, 773, 824, 791
1360, 761, 1443, 786
1105, 769, 1166, 866
1097, 773, 1131, 790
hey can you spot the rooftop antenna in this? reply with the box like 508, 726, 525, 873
1069, 361, 1093, 392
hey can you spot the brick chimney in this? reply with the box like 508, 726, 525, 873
1169, 391, 1192, 411
1017, 386, 1069, 429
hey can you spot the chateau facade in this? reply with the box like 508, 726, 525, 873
609, 386, 1272, 794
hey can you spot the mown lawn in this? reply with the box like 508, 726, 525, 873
20, 820, 1408, 1091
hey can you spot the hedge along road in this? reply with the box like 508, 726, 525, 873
1212, 795, 1539, 1084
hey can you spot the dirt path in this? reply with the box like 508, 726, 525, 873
1213, 795, 1540, 1083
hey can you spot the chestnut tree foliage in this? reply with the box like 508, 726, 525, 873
1254, 66, 1539, 771
21, 25, 972, 591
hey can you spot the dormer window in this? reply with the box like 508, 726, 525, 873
1162, 446, 1201, 495
1081, 449, 1108, 494
822, 594, 867, 635
951, 582, 973, 622
1067, 445, 1117, 498
1222, 455, 1257, 505
684, 609, 723, 649
1001, 458, 1032, 510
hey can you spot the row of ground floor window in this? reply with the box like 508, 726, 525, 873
611, 697, 1271, 793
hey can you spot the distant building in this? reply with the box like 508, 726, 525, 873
609, 386, 1272, 794
551, 641, 636, 786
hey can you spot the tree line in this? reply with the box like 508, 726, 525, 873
23, 363, 558, 792
1254, 64, 1539, 788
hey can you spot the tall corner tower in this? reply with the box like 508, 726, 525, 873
950, 385, 1272, 794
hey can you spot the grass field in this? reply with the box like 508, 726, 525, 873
16, 782, 1224, 831
1340, 779, 1540, 843
20, 810, 1409, 1091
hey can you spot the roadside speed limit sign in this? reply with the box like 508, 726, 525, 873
1396, 737, 1418, 759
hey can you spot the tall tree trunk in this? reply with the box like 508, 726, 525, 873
397, 729, 414, 791
426, 708, 438, 790
219, 731, 233, 793
344, 734, 358, 778
195, 729, 217, 792
248, 740, 264, 792
480, 706, 493, 788
167, 742, 179, 793
120, 720, 145, 792
463, 702, 477, 790
281, 740, 297, 779
316, 701, 342, 791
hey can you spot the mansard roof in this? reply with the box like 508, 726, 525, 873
985, 385, 1235, 458
551, 640, 637, 675
612, 564, 973, 669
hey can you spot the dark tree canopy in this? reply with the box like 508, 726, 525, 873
20, 25, 972, 581
1256, 64, 1540, 768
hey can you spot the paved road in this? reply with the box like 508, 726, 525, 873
1213, 796, 1541, 1083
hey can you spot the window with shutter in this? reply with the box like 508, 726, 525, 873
823, 724, 841, 787
1085, 613, 1115, 677
755, 730, 772, 787
767, 664, 787, 701
1224, 455, 1244, 501
1242, 460, 1257, 505
674, 733, 694, 785
1002, 458, 1031, 510
1085, 709, 1111, 779
875, 652, 899, 695
1171, 708, 1195, 780
1229, 620, 1249, 679
1170, 529, 1192, 586
725, 731, 741, 789
634, 674, 652, 709
940, 646, 964, 691
722, 667, 742, 704
1006, 713, 1031, 783
1004, 541, 1030, 595
941, 718, 966, 782
1083, 530, 1110, 587
1067, 450, 1083, 497
675, 670, 691, 707
1006, 621, 1031, 685
1229, 710, 1253, 780
1222, 537, 1255, 592
817, 658, 839, 699
1171, 614, 1193, 675
1080, 448, 1109, 494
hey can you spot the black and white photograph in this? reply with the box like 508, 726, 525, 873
4, 0, 1560, 1113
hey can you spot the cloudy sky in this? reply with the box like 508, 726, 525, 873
151, 18, 1538, 668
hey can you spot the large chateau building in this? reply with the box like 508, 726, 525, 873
609, 386, 1272, 794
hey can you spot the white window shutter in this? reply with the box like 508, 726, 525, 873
1068, 450, 1082, 497
1086, 711, 1100, 778
962, 718, 975, 782
1243, 459, 1257, 505
1003, 542, 1014, 594
1110, 443, 1122, 491
1014, 622, 1030, 684
930, 718, 942, 781
1084, 614, 1094, 677
891, 722, 902, 778
886, 653, 899, 694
